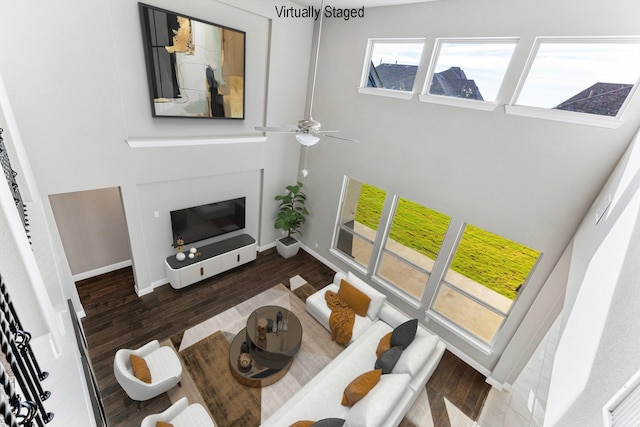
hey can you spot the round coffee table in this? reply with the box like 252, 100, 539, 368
229, 305, 302, 387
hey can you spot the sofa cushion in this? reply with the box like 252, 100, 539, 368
374, 346, 402, 374
341, 369, 382, 406
130, 354, 151, 383
392, 333, 439, 376
306, 284, 374, 344
290, 422, 314, 427
338, 280, 371, 317
390, 319, 418, 350
156, 422, 173, 427
375, 332, 391, 358
346, 272, 386, 320
312, 419, 346, 427
344, 373, 411, 427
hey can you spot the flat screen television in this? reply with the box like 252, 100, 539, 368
170, 197, 245, 246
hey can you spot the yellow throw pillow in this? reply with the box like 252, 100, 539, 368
290, 422, 315, 427
130, 354, 152, 384
341, 369, 382, 406
376, 332, 392, 358
156, 422, 174, 427
337, 279, 371, 317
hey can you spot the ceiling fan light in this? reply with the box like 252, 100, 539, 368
296, 133, 320, 146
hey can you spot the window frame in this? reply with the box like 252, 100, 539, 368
357, 38, 427, 100
330, 177, 388, 274
419, 37, 520, 112
506, 36, 640, 128
425, 221, 542, 346
330, 176, 544, 353
372, 195, 452, 303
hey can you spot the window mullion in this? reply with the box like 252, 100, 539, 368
369, 194, 397, 276
420, 217, 465, 308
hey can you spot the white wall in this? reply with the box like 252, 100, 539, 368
136, 170, 261, 287
299, 0, 640, 380
545, 130, 640, 425
49, 187, 131, 277
0, 0, 313, 298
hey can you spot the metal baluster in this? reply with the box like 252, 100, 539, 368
0, 281, 48, 381
12, 331, 50, 401
0, 362, 19, 427
0, 315, 51, 426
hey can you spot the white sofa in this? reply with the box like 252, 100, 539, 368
261, 272, 446, 427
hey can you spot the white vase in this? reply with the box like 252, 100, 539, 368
176, 252, 186, 261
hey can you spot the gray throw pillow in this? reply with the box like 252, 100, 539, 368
374, 346, 403, 374
311, 419, 346, 427
390, 319, 418, 349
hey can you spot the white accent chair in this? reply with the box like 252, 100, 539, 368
114, 340, 183, 409
140, 397, 216, 427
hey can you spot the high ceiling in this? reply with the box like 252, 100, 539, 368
290, 0, 436, 8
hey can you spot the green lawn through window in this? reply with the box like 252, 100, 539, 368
354, 184, 539, 300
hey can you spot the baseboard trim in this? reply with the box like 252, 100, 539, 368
135, 285, 154, 297
72, 260, 132, 282
300, 244, 341, 273
486, 376, 512, 392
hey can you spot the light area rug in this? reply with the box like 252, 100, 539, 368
163, 283, 344, 425
162, 281, 435, 426
289, 274, 307, 291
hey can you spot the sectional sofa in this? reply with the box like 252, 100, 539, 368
261, 271, 446, 427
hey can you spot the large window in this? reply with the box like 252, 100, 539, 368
430, 223, 540, 343
420, 38, 518, 110
332, 177, 542, 349
359, 39, 425, 99
507, 37, 640, 127
376, 197, 451, 300
333, 178, 387, 269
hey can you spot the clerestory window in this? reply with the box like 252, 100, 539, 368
419, 38, 519, 111
358, 39, 425, 99
507, 37, 640, 127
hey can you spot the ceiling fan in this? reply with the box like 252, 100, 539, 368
255, 0, 358, 147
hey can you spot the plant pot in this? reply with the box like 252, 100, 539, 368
275, 236, 301, 259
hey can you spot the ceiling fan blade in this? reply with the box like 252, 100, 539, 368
326, 134, 359, 143
255, 126, 298, 133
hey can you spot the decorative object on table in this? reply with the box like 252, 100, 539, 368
175, 237, 186, 261
138, 3, 246, 119
240, 341, 249, 354
190, 247, 197, 254
188, 253, 195, 259
237, 353, 252, 371
277, 310, 283, 331
274, 182, 309, 259
257, 318, 268, 338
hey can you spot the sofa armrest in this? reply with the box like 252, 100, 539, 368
140, 397, 189, 427
333, 271, 347, 286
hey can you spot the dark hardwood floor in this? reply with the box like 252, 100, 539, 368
77, 247, 490, 427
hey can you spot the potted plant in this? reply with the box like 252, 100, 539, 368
274, 181, 309, 258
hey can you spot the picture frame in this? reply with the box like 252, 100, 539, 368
138, 3, 245, 119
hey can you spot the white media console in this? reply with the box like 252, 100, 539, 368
164, 234, 257, 289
